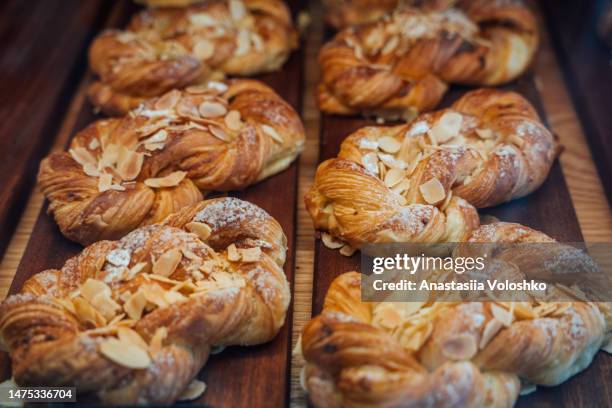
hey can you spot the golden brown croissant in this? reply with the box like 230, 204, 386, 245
323, 0, 399, 29
89, 0, 298, 115
300, 223, 611, 407
39, 79, 305, 245
0, 197, 290, 405
305, 89, 558, 249
318, 0, 539, 119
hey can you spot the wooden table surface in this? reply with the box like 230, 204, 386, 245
0, 0, 610, 407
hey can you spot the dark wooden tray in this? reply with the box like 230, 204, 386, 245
0, 0, 304, 406
311, 66, 611, 408
540, 0, 612, 203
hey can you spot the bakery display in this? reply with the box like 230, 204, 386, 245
39, 79, 305, 245
300, 222, 612, 408
88, 0, 298, 115
306, 89, 558, 250
323, 0, 399, 29
0, 197, 290, 405
318, 0, 539, 119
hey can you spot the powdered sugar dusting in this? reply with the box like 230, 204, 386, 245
193, 197, 268, 230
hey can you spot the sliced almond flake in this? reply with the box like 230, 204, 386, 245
99, 338, 151, 369
384, 168, 405, 188
378, 153, 406, 170
80, 279, 112, 303
144, 129, 168, 145
199, 101, 227, 118
188, 13, 218, 27
375, 306, 401, 329
129, 262, 149, 277
321, 232, 344, 249
419, 178, 446, 204
52, 297, 76, 314
227, 243, 241, 262
142, 284, 169, 309
440, 190, 453, 211
262, 124, 284, 144
475, 128, 494, 139
117, 327, 149, 350
359, 138, 378, 150
392, 178, 411, 196
229, 0, 246, 20
152, 249, 182, 277
378, 136, 401, 153
165, 290, 187, 304
339, 244, 356, 257
250, 32, 264, 52
210, 125, 231, 142
116, 148, 144, 181
381, 35, 399, 55
124, 290, 147, 320
98, 143, 120, 169
155, 90, 181, 110
207, 81, 229, 94
178, 379, 207, 401
90, 292, 121, 321
199, 260, 215, 274
224, 110, 243, 131
73, 297, 106, 328
361, 152, 379, 175
83, 163, 101, 177
110, 183, 126, 191
235, 29, 251, 56
533, 303, 557, 317
145, 142, 165, 151
98, 174, 113, 192
69, 147, 97, 167
88, 138, 100, 150
378, 161, 386, 179
116, 319, 137, 327
144, 171, 187, 188
479, 318, 503, 349
193, 39, 215, 60
239, 247, 261, 263
150, 327, 168, 354
442, 333, 478, 360
147, 274, 181, 284
431, 111, 463, 144
491, 303, 514, 327
108, 313, 126, 326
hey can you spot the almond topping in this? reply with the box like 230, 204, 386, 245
117, 327, 149, 350
88, 138, 100, 150
124, 290, 147, 320
509, 134, 524, 148
144, 171, 187, 188
90, 292, 121, 321
149, 327, 168, 354
378, 136, 401, 153
239, 247, 261, 263
475, 128, 494, 139
261, 124, 284, 144
491, 303, 514, 327
145, 142, 165, 151
186, 221, 212, 240
142, 284, 169, 309
98, 173, 113, 192
199, 101, 227, 118
193, 39, 214, 60
80, 278, 111, 302
178, 379, 207, 401
384, 168, 405, 187
155, 90, 181, 110
431, 111, 463, 144
227, 243, 240, 262
116, 148, 144, 181
419, 178, 446, 204
442, 333, 478, 360
339, 244, 356, 257
210, 125, 231, 142
83, 163, 100, 177
73, 297, 106, 328
479, 318, 503, 349
321, 232, 344, 249
224, 110, 243, 131
152, 249, 182, 277
99, 338, 151, 369
69, 147, 97, 167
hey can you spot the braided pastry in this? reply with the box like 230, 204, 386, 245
0, 197, 290, 405
301, 223, 611, 407
89, 0, 298, 115
323, 0, 399, 29
305, 89, 558, 249
318, 0, 539, 119
39, 79, 304, 245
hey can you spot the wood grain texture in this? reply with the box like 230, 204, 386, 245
0, 0, 305, 406
540, 0, 612, 202
0, 0, 115, 261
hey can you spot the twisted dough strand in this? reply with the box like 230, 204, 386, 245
0, 197, 290, 405
305, 89, 558, 248
39, 79, 304, 245
301, 223, 611, 407
318, 0, 538, 118
89, 0, 298, 115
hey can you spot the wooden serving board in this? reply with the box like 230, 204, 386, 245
311, 34, 611, 408
540, 0, 612, 203
0, 0, 304, 407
